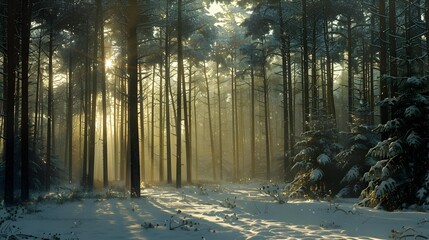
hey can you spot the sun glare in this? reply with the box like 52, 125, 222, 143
105, 58, 114, 69
208, 2, 222, 15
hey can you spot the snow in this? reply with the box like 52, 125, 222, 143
3, 183, 429, 239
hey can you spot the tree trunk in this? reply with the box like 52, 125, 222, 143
193, 71, 198, 180
138, 64, 146, 181
5, 0, 17, 205
46, 17, 54, 191
138, 64, 146, 183
379, 0, 388, 128
287, 36, 295, 171
231, 66, 237, 181
311, 17, 318, 116
278, 1, 290, 179
347, 16, 354, 124
150, 65, 155, 181
88, 2, 100, 190
98, 0, 108, 189
302, 0, 310, 131
20, 0, 32, 201
164, 0, 172, 183
203, 61, 216, 180
262, 62, 271, 180
82, 25, 90, 187
183, 64, 191, 183
426, 0, 429, 69
176, 0, 183, 188
370, 0, 375, 125
128, 0, 141, 197
67, 49, 73, 184
33, 36, 42, 149
323, 17, 336, 121
216, 61, 224, 180
159, 54, 164, 182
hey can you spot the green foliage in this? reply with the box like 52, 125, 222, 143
360, 76, 429, 210
0, 137, 62, 198
286, 115, 342, 199
336, 104, 379, 198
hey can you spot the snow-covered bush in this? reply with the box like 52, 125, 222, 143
260, 184, 285, 203
286, 115, 342, 199
336, 104, 379, 198
220, 197, 236, 208
0, 137, 62, 196
360, 76, 429, 210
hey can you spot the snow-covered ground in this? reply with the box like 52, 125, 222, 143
1, 183, 428, 239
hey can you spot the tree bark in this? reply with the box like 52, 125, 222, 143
347, 16, 354, 124
98, 0, 108, 189
183, 64, 191, 183
278, 1, 290, 179
88, 2, 100, 191
164, 0, 172, 183
21, 0, 32, 201
67, 49, 73, 184
302, 0, 310, 131
128, 0, 141, 197
5, 0, 17, 205
216, 61, 224, 180
176, 0, 183, 188
203, 61, 216, 180
46, 16, 54, 191
379, 0, 388, 127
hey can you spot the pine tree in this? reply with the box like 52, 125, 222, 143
287, 113, 342, 199
360, 76, 429, 210
336, 103, 379, 198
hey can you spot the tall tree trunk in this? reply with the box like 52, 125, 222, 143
21, 0, 32, 201
278, 1, 290, 179
88, 3, 100, 191
4, 0, 17, 205
82, 24, 90, 187
203, 61, 216, 180
159, 55, 164, 182
98, 0, 108, 189
216, 61, 224, 180
176, 0, 184, 188
370, 0, 376, 125
262, 62, 271, 180
311, 17, 318, 115
193, 82, 199, 180
164, 0, 172, 183
287, 37, 295, 170
347, 16, 354, 124
379, 0, 388, 128
250, 65, 256, 178
33, 36, 42, 148
323, 17, 336, 121
113, 72, 119, 180
234, 66, 239, 179
183, 64, 191, 183
302, 0, 310, 131
138, 64, 146, 183
46, 17, 54, 191
150, 65, 155, 181
389, 0, 397, 98
426, 0, 429, 69
128, 0, 141, 197
67, 49, 73, 183
231, 66, 237, 181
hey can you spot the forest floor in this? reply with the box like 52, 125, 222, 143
1, 182, 428, 239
